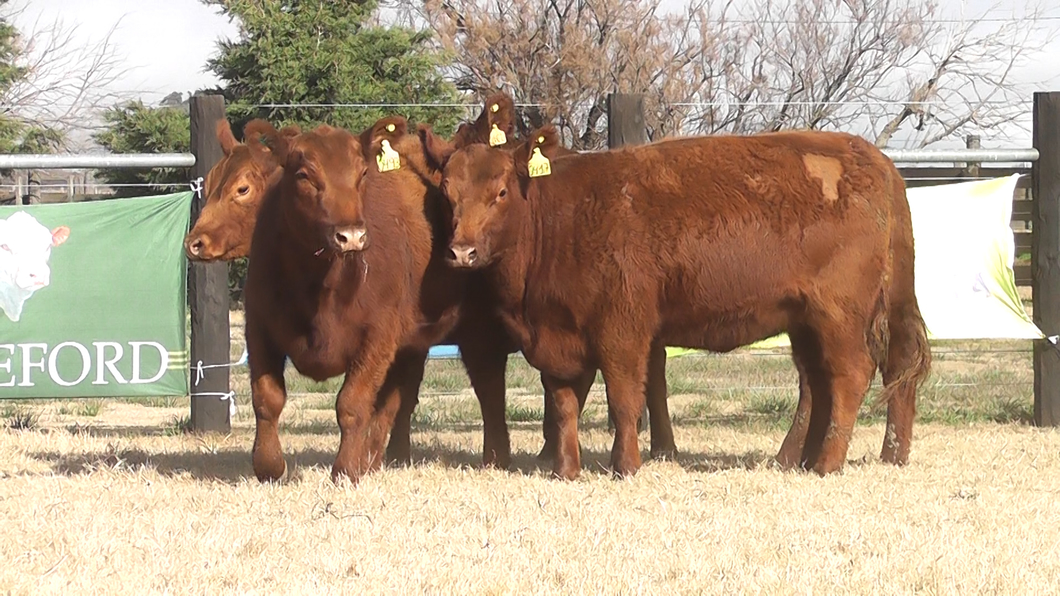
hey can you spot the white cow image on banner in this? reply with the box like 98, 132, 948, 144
0, 211, 70, 322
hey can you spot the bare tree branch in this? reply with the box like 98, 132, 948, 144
1, 0, 133, 150
397, 0, 1053, 149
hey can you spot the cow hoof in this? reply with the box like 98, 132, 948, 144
253, 455, 288, 484
649, 447, 677, 461
536, 443, 557, 462
551, 463, 580, 481
483, 452, 512, 471
811, 461, 843, 477
771, 454, 800, 471
385, 450, 412, 467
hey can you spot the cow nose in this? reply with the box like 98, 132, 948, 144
333, 225, 369, 252
185, 236, 206, 259
450, 245, 478, 267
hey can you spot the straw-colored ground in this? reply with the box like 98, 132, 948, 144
2, 408, 1059, 595
2, 303, 1057, 594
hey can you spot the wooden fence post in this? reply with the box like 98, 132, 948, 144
188, 94, 232, 433
1033, 91, 1060, 427
607, 92, 650, 433
964, 135, 981, 178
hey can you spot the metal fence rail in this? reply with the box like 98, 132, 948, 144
0, 153, 196, 169
0, 148, 1042, 171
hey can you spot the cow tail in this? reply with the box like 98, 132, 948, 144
875, 300, 931, 406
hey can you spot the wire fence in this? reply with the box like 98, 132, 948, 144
205, 339, 1035, 427
0, 101, 1039, 418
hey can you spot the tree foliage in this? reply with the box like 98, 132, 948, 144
204, 0, 463, 136
92, 99, 191, 197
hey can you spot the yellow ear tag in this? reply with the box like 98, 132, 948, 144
490, 103, 500, 113
377, 139, 400, 172
527, 147, 551, 178
489, 124, 507, 147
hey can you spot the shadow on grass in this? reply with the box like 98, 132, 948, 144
26, 412, 888, 484
27, 445, 339, 484
26, 437, 793, 485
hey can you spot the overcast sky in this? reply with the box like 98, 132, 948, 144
11, 0, 1060, 144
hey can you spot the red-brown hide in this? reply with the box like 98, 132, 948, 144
184, 119, 300, 261
243, 123, 465, 482
431, 125, 930, 478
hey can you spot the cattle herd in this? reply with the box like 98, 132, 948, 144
182, 92, 931, 484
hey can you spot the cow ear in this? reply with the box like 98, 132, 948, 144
216, 119, 238, 156
242, 119, 279, 158
265, 123, 295, 164
51, 226, 70, 247
361, 116, 408, 161
514, 125, 559, 185
417, 124, 456, 171
341, 130, 367, 172
484, 92, 515, 146
528, 125, 560, 156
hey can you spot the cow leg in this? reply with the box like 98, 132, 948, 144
599, 352, 649, 478
800, 318, 877, 476
461, 343, 512, 469
539, 369, 594, 461
384, 349, 427, 466
646, 341, 676, 460
879, 302, 930, 466
542, 374, 585, 480
247, 326, 288, 483
332, 338, 401, 484
538, 381, 558, 461
774, 328, 816, 470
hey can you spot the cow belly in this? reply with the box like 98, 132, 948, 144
288, 347, 349, 382
521, 327, 589, 380
660, 306, 791, 353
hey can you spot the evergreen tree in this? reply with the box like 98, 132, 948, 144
93, 99, 190, 196
205, 0, 461, 136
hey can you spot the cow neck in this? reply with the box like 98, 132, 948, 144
487, 184, 537, 326
273, 202, 353, 290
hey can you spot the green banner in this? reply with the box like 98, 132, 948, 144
0, 192, 192, 398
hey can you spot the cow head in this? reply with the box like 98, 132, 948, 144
423, 124, 562, 268
451, 92, 517, 150
184, 118, 300, 261
0, 211, 70, 322
272, 124, 370, 254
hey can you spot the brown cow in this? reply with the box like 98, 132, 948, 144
183, 96, 678, 471
184, 119, 301, 260
182, 107, 515, 469
243, 121, 474, 482
425, 124, 930, 478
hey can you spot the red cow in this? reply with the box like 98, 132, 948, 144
183, 97, 678, 472
424, 125, 930, 478
183, 111, 516, 469
184, 119, 300, 260
243, 122, 475, 482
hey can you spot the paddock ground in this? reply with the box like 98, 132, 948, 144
3, 329, 1059, 595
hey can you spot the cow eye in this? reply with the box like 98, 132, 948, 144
237, 185, 250, 195
491, 188, 507, 206
296, 170, 309, 180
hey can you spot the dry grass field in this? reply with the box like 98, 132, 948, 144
3, 309, 1060, 594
